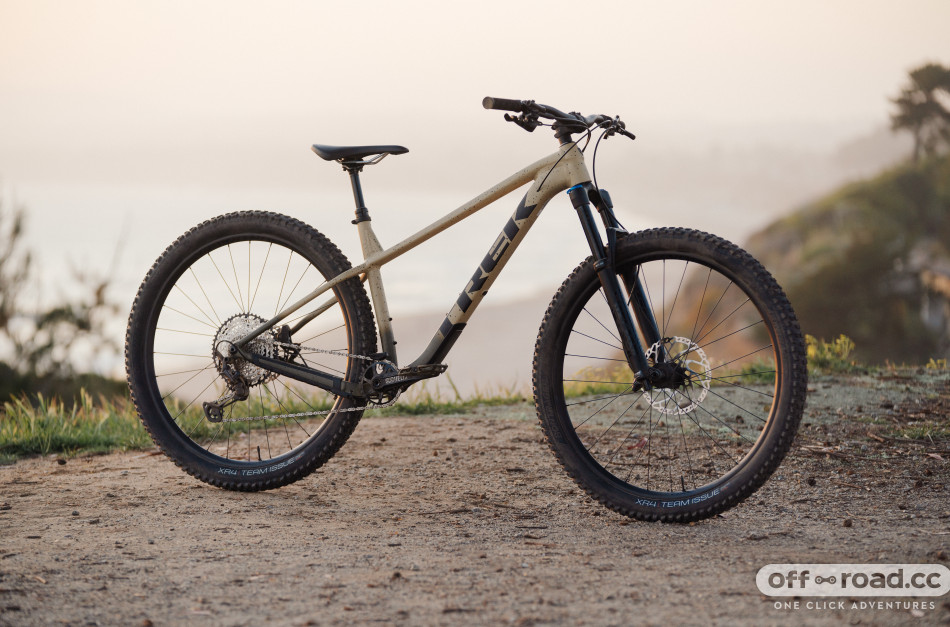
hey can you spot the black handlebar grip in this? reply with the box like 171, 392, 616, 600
482, 97, 524, 112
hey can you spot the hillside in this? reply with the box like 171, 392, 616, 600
746, 154, 950, 364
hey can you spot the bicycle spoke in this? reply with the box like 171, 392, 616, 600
703, 387, 769, 425
585, 392, 645, 453
250, 242, 272, 312
677, 411, 697, 491
156, 365, 217, 378
570, 328, 623, 351
694, 297, 752, 347
636, 263, 661, 347
665, 407, 675, 492
263, 382, 296, 451
173, 285, 219, 328
278, 263, 314, 314
696, 318, 764, 352
189, 266, 223, 326
156, 327, 214, 337
164, 303, 218, 330
708, 345, 774, 374
201, 423, 225, 453
661, 259, 666, 338
227, 244, 246, 313
664, 261, 689, 335
275, 379, 316, 438
564, 353, 628, 363
693, 281, 733, 344
173, 377, 219, 425
601, 403, 651, 467
566, 390, 638, 407
703, 374, 775, 399
571, 385, 634, 430
226, 406, 232, 459
207, 250, 245, 314
160, 363, 215, 402
275, 248, 294, 317
563, 378, 633, 386
627, 402, 662, 487
298, 323, 346, 345
586, 299, 621, 344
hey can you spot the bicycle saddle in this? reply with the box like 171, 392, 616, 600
311, 144, 408, 161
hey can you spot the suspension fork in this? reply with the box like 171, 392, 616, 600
567, 184, 663, 382
587, 187, 665, 355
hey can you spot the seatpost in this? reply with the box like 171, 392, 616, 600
343, 163, 371, 224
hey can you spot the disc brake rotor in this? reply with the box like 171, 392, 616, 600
644, 336, 711, 415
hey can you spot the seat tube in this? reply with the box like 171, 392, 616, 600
345, 165, 398, 363
567, 184, 649, 375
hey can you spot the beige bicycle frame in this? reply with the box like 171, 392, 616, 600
238, 141, 592, 367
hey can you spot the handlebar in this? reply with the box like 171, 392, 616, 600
482, 96, 635, 141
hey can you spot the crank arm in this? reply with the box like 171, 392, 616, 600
243, 352, 364, 398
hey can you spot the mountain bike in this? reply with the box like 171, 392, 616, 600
125, 97, 807, 522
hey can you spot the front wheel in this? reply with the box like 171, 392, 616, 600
533, 228, 807, 522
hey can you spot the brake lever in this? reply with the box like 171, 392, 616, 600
603, 117, 636, 141
504, 112, 539, 132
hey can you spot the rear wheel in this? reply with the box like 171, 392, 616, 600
533, 228, 807, 522
125, 211, 376, 490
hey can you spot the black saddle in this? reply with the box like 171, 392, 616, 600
311, 144, 408, 161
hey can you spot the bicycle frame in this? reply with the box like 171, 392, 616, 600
235, 139, 654, 395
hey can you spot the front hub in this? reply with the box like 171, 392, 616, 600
643, 336, 711, 415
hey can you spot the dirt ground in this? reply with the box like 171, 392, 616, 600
1, 372, 949, 626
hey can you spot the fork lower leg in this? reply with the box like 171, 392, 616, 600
567, 184, 649, 378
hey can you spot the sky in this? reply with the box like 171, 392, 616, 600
1, 0, 949, 378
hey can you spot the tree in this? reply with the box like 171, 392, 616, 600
0, 196, 122, 400
891, 62, 950, 162
0, 198, 30, 346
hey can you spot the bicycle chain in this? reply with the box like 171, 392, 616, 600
220, 342, 397, 423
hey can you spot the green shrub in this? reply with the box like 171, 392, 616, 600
806, 334, 857, 373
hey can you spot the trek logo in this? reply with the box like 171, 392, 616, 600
443, 199, 537, 327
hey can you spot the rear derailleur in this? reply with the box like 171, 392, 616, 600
202, 359, 250, 423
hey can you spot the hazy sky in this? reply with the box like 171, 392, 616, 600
1, 0, 949, 322
3, 1, 949, 168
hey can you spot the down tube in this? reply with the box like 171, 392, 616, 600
410, 191, 551, 367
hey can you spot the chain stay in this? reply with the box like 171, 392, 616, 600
220, 342, 396, 423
